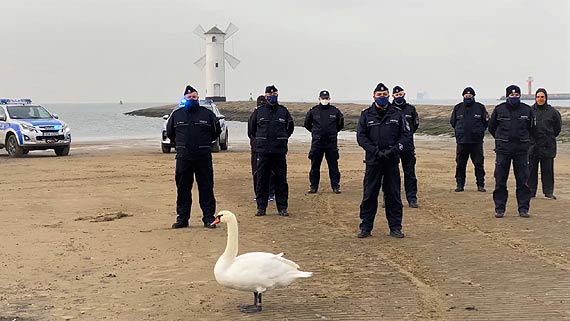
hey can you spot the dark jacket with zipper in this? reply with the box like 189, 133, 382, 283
530, 103, 562, 158
488, 102, 535, 155
248, 103, 294, 154
357, 103, 410, 165
166, 106, 221, 160
450, 101, 489, 144
303, 103, 344, 150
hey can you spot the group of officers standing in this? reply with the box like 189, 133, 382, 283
166, 82, 562, 239
451, 85, 562, 220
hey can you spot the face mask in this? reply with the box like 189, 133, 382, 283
463, 97, 474, 104
507, 96, 520, 106
267, 95, 278, 104
320, 99, 330, 105
186, 98, 200, 108
394, 97, 405, 105
374, 96, 389, 107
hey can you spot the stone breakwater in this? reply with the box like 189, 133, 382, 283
126, 101, 570, 141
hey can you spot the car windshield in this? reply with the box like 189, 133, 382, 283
7, 105, 53, 119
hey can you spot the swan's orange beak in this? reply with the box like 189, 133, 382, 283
211, 216, 221, 226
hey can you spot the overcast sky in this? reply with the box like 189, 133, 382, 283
1, 0, 568, 103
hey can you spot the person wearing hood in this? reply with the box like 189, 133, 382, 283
167, 85, 222, 229
356, 83, 410, 239
528, 88, 562, 200
304, 90, 344, 194
450, 87, 489, 192
392, 86, 420, 208
248, 85, 294, 217
488, 85, 536, 218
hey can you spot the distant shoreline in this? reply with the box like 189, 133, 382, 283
125, 101, 457, 135
126, 101, 570, 141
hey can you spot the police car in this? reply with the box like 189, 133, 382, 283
0, 98, 71, 157
160, 99, 228, 153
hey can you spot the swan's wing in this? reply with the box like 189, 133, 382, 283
273, 252, 301, 269
234, 252, 299, 269
225, 252, 303, 289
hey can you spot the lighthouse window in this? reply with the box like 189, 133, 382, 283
212, 36, 217, 42
215, 63, 219, 68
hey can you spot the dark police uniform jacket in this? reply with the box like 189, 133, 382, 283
450, 101, 489, 144
394, 102, 419, 151
166, 106, 222, 160
530, 103, 562, 159
488, 102, 535, 155
357, 103, 410, 164
248, 103, 294, 154
303, 104, 344, 150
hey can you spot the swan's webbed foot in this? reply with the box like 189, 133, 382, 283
239, 304, 262, 313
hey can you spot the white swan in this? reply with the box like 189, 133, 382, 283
211, 210, 313, 313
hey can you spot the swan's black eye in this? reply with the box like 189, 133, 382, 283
217, 214, 224, 219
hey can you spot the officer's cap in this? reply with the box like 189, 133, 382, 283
392, 86, 405, 94
265, 85, 278, 94
374, 83, 389, 93
184, 85, 197, 95
506, 85, 521, 96
462, 87, 476, 96
319, 90, 330, 98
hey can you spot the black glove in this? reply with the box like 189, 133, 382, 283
375, 149, 389, 159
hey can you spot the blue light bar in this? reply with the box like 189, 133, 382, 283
0, 98, 33, 104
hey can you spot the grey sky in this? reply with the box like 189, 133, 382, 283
1, 0, 568, 103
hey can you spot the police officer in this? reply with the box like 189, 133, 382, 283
489, 85, 535, 218
304, 90, 344, 194
167, 85, 222, 228
450, 87, 489, 192
248, 85, 294, 216
357, 83, 409, 238
392, 86, 420, 208
250, 95, 276, 201
529, 88, 562, 200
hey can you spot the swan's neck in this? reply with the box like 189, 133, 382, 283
221, 216, 239, 260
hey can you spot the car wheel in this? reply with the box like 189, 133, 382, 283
212, 138, 221, 152
161, 144, 171, 153
6, 135, 24, 158
220, 130, 228, 151
54, 145, 70, 156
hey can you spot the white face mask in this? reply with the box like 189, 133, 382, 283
320, 99, 330, 105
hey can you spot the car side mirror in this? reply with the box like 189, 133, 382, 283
52, 114, 59, 119
162, 115, 169, 120
217, 114, 225, 120
0, 115, 6, 121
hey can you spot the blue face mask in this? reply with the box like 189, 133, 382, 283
508, 96, 520, 106
180, 97, 199, 108
375, 96, 389, 107
463, 97, 474, 104
394, 96, 405, 105
267, 95, 278, 104
188, 98, 200, 108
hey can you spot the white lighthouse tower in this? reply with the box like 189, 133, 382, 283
194, 23, 240, 102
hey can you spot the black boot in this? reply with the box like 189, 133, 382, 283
171, 221, 189, 229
